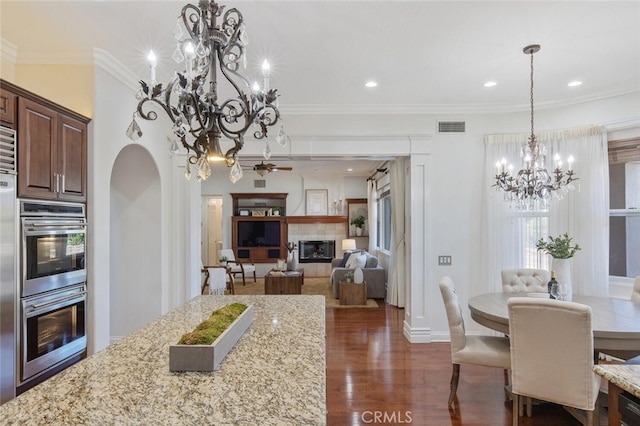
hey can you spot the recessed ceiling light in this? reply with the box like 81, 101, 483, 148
483, 81, 497, 87
364, 81, 378, 88
568, 81, 583, 87
346, 168, 354, 172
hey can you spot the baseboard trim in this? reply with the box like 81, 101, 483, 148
403, 321, 432, 343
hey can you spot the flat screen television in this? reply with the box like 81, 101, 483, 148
237, 221, 281, 247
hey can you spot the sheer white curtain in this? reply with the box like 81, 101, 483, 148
387, 158, 407, 307
367, 179, 378, 254
483, 125, 609, 296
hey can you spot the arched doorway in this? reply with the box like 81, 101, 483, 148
109, 144, 161, 340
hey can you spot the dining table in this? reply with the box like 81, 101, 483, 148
468, 292, 640, 359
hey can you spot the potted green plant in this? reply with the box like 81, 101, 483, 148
271, 206, 281, 216
219, 255, 228, 266
170, 303, 253, 372
536, 232, 580, 301
536, 232, 581, 259
344, 270, 354, 283
350, 215, 366, 236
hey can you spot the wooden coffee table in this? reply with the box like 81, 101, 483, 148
265, 269, 304, 294
339, 281, 367, 305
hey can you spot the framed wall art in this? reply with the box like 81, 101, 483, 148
305, 189, 328, 215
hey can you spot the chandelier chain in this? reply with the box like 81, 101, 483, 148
529, 49, 535, 145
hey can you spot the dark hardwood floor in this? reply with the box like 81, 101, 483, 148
325, 301, 598, 426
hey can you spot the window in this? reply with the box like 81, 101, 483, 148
518, 212, 549, 270
376, 186, 391, 252
609, 138, 640, 279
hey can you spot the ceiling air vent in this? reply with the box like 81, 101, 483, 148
254, 179, 266, 188
438, 121, 466, 133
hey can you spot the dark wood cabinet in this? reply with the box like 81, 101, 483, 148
231, 193, 289, 263
1, 80, 89, 202
232, 216, 287, 263
0, 88, 17, 128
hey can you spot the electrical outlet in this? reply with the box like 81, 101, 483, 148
438, 255, 452, 266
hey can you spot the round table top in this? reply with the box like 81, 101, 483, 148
468, 292, 640, 355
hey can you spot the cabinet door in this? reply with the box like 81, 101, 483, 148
18, 97, 58, 200
58, 114, 87, 202
0, 87, 17, 128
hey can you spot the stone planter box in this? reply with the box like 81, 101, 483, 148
169, 305, 254, 372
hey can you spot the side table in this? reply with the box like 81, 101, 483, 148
265, 269, 304, 294
339, 281, 367, 305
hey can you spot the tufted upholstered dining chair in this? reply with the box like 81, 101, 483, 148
218, 249, 256, 286
631, 275, 640, 303
508, 297, 601, 426
439, 277, 511, 405
501, 269, 550, 293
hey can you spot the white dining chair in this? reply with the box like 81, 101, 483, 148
218, 249, 256, 286
508, 297, 600, 426
631, 275, 640, 303
501, 269, 550, 293
439, 277, 511, 405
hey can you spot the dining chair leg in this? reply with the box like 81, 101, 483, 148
241, 273, 246, 286
512, 393, 519, 426
448, 364, 460, 405
526, 397, 532, 417
227, 274, 235, 295
201, 271, 209, 295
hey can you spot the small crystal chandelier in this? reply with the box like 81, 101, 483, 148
126, 0, 289, 183
493, 44, 577, 208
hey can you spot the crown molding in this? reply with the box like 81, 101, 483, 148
92, 48, 139, 93
0, 38, 17, 63
278, 88, 640, 116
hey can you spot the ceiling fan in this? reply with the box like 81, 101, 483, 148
248, 161, 293, 177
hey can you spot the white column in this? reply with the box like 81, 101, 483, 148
403, 142, 433, 343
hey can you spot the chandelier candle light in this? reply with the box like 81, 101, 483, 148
493, 44, 577, 209
126, 0, 289, 183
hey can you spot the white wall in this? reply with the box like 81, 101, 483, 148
90, 58, 200, 352
110, 145, 161, 339
91, 50, 639, 348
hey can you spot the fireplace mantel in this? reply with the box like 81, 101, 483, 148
286, 216, 347, 224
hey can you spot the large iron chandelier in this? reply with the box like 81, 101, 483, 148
126, 0, 288, 182
493, 44, 577, 208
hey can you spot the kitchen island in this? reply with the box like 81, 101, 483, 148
594, 364, 640, 426
0, 295, 326, 425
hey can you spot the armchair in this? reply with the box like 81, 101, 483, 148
218, 249, 256, 286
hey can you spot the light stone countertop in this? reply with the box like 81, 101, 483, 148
594, 364, 640, 399
0, 295, 327, 425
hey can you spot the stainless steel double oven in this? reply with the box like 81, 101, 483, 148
18, 200, 87, 391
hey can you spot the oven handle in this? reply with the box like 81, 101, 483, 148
26, 292, 87, 315
26, 221, 87, 228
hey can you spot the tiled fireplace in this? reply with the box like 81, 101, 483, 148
287, 223, 347, 276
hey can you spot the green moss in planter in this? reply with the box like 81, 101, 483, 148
178, 303, 248, 345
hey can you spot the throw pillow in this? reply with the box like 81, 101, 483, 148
365, 255, 378, 268
338, 252, 351, 267
346, 253, 367, 269
345, 253, 359, 269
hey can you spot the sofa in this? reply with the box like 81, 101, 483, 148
331, 252, 386, 299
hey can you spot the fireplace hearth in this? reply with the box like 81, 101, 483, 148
299, 240, 335, 263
